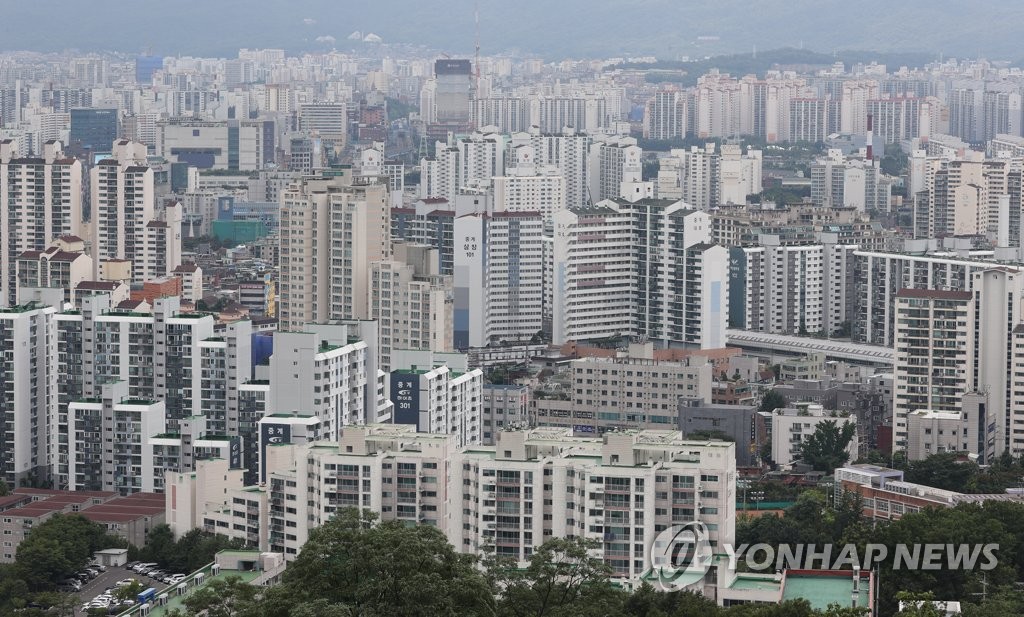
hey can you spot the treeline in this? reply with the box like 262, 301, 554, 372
740, 490, 1024, 616
159, 507, 987, 617
130, 524, 247, 574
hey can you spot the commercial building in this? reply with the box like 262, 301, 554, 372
156, 118, 272, 170
69, 108, 117, 153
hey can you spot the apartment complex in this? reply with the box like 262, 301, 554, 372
389, 350, 484, 447
92, 140, 182, 285
553, 198, 727, 348
532, 345, 713, 434
729, 239, 857, 336
0, 139, 82, 306
172, 424, 736, 593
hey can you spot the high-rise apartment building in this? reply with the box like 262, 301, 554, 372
948, 87, 984, 144
494, 145, 567, 222
370, 243, 453, 371
0, 139, 83, 306
892, 289, 973, 453
643, 90, 687, 140
730, 239, 857, 337
92, 139, 153, 278
389, 350, 483, 447
853, 248, 1017, 346
553, 198, 727, 348
507, 127, 591, 209
587, 136, 641, 203
810, 149, 892, 213
267, 331, 369, 442
277, 169, 389, 331
178, 424, 735, 593
453, 211, 545, 348
0, 302, 57, 487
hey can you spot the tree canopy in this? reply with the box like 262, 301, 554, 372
798, 419, 857, 473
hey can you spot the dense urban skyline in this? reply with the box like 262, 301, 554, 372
4, 1, 1024, 59
3, 4, 1024, 615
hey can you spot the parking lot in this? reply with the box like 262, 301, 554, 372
72, 564, 168, 616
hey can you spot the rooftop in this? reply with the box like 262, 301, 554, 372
780, 571, 870, 612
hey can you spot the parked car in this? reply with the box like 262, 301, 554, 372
116, 578, 136, 587
125, 561, 139, 569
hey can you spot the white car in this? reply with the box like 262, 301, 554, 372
116, 579, 136, 587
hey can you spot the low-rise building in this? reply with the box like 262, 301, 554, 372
758, 403, 858, 469
0, 487, 164, 562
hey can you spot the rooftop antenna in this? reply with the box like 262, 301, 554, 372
474, 1, 481, 95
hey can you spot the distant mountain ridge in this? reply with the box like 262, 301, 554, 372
0, 0, 1020, 61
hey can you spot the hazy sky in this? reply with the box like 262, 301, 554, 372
2, 0, 1021, 61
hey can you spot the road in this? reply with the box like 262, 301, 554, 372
73, 564, 168, 616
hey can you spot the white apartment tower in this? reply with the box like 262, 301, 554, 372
389, 350, 484, 447
507, 128, 591, 209
268, 330, 370, 441
588, 136, 642, 203
92, 139, 155, 282
643, 90, 687, 140
0, 302, 57, 487
892, 289, 973, 453
0, 139, 82, 306
370, 242, 454, 372
553, 199, 727, 348
495, 145, 567, 221
453, 211, 545, 348
278, 169, 389, 331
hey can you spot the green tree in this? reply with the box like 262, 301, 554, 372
797, 419, 857, 473
182, 575, 261, 617
114, 580, 147, 602
759, 389, 786, 412
893, 592, 944, 617
12, 514, 121, 590
267, 508, 494, 617
494, 536, 628, 617
903, 452, 978, 491
0, 478, 9, 496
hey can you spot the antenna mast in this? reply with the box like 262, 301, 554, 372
474, 1, 481, 95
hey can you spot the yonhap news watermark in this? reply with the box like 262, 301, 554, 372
649, 523, 999, 591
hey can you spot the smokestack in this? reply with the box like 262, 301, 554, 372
866, 114, 874, 161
